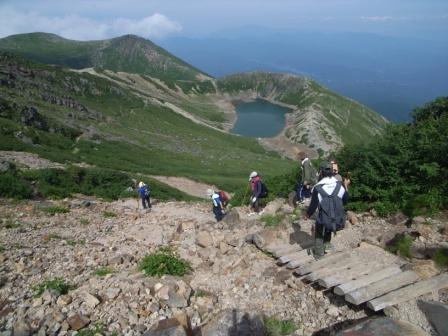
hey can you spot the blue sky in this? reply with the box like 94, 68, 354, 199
1, 0, 447, 40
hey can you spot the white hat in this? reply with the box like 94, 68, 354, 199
249, 171, 258, 181
206, 188, 214, 196
138, 181, 145, 188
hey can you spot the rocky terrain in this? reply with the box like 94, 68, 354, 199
0, 195, 447, 335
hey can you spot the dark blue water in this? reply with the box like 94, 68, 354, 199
231, 99, 291, 137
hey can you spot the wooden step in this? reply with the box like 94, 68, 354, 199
265, 243, 291, 254
334, 266, 402, 296
287, 252, 315, 269
305, 259, 364, 282
295, 251, 352, 275
367, 273, 448, 311
278, 250, 308, 265
272, 244, 304, 258
345, 270, 419, 305
317, 263, 388, 288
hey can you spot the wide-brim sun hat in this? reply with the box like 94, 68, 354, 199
138, 181, 144, 188
206, 188, 214, 196
249, 171, 258, 181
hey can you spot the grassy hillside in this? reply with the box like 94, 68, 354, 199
0, 53, 294, 190
0, 32, 388, 165
0, 32, 214, 92
218, 72, 388, 152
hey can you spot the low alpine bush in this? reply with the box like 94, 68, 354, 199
32, 278, 73, 297
139, 247, 191, 277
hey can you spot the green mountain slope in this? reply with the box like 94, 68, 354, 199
0, 32, 388, 162
0, 53, 294, 189
0, 32, 214, 91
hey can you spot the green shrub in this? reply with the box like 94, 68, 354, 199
387, 234, 414, 258
139, 247, 191, 277
337, 97, 448, 216
3, 218, 20, 229
32, 278, 73, 297
76, 323, 104, 336
42, 206, 69, 215
0, 245, 4, 252
102, 211, 116, 218
80, 218, 89, 225
0, 172, 32, 199
66, 239, 85, 246
94, 267, 114, 276
260, 214, 285, 227
432, 248, 448, 268
265, 317, 297, 336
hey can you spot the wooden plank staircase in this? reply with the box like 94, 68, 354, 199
263, 241, 448, 311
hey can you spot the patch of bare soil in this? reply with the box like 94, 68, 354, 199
0, 151, 64, 170
149, 176, 214, 199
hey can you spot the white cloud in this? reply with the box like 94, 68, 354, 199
111, 14, 182, 39
0, 7, 182, 40
360, 16, 394, 22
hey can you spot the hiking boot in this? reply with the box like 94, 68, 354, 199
323, 242, 334, 254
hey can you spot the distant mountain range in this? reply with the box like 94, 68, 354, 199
0, 32, 387, 186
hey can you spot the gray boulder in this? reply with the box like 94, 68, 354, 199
419, 301, 448, 336
335, 317, 428, 336
201, 309, 266, 336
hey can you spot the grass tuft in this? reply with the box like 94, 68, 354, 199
139, 247, 191, 277
32, 278, 73, 297
265, 317, 297, 336
76, 323, 104, 336
102, 211, 116, 218
387, 234, 413, 259
432, 248, 448, 268
42, 206, 69, 215
260, 214, 285, 227
94, 267, 114, 277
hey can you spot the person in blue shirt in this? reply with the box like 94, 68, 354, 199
138, 181, 151, 209
207, 188, 224, 222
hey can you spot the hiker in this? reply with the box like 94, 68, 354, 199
296, 154, 317, 204
217, 190, 230, 208
330, 159, 343, 182
304, 162, 348, 258
138, 181, 151, 209
249, 171, 268, 213
206, 189, 225, 222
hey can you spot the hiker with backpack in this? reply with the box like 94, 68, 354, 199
296, 153, 317, 204
206, 188, 225, 222
304, 162, 348, 258
138, 181, 151, 209
249, 171, 268, 213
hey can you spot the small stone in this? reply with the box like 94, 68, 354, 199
326, 307, 339, 317
32, 297, 43, 307
105, 287, 121, 300
346, 211, 359, 225
82, 292, 100, 308
156, 285, 170, 301
12, 321, 31, 336
67, 314, 90, 331
56, 294, 72, 306
196, 231, 213, 248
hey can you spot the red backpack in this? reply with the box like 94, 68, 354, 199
218, 191, 229, 205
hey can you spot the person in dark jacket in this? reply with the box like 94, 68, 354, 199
138, 181, 151, 209
304, 162, 348, 258
249, 171, 263, 213
296, 154, 317, 203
